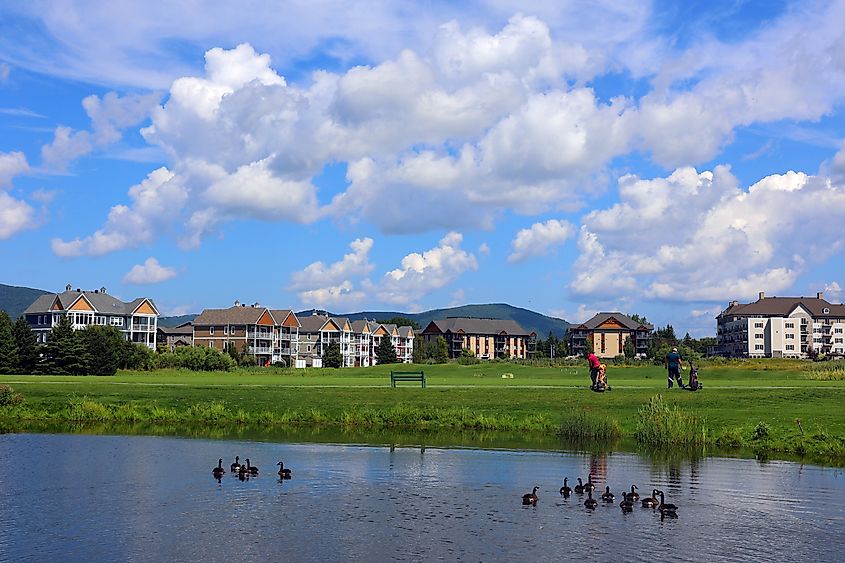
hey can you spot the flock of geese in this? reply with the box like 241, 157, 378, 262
211, 456, 293, 481
523, 475, 679, 517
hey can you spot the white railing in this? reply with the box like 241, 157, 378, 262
248, 331, 274, 340
252, 346, 272, 354
132, 324, 154, 331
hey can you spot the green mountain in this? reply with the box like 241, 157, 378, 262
158, 314, 197, 328
0, 283, 50, 320
303, 303, 569, 338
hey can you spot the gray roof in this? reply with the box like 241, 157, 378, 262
299, 314, 329, 332
194, 305, 270, 325
398, 326, 414, 338
24, 290, 158, 316
573, 312, 654, 331
423, 317, 532, 336
718, 296, 845, 318
158, 325, 193, 335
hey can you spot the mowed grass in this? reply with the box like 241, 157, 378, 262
1, 361, 844, 463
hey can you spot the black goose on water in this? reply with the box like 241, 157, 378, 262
230, 456, 241, 472
277, 461, 292, 479
642, 489, 659, 508
628, 484, 640, 501
657, 490, 678, 514
212, 458, 225, 478
245, 459, 259, 475
584, 490, 597, 509
560, 477, 572, 496
584, 475, 596, 493
522, 486, 539, 505
601, 486, 614, 502
574, 478, 585, 494
619, 492, 634, 512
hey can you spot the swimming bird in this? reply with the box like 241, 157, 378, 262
657, 490, 678, 514
212, 458, 225, 478
277, 461, 292, 479
628, 484, 640, 501
230, 456, 241, 472
642, 489, 659, 508
245, 458, 259, 476
585, 475, 596, 493
559, 477, 572, 496
522, 486, 539, 505
574, 478, 585, 494
619, 492, 633, 512
584, 490, 597, 509
601, 486, 615, 502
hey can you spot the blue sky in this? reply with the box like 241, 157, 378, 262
1, 1, 844, 336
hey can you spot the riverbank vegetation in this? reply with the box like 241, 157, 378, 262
1, 361, 843, 465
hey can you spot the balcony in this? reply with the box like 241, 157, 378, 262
248, 331, 274, 340
252, 346, 272, 355
132, 324, 154, 332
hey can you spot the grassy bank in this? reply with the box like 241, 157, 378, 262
1, 361, 844, 464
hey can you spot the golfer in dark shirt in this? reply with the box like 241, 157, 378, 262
666, 347, 684, 389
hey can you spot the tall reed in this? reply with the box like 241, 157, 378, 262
635, 395, 707, 447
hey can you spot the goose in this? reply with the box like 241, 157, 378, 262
574, 478, 585, 494
657, 490, 678, 514
277, 461, 292, 479
584, 475, 596, 493
212, 458, 225, 478
245, 458, 259, 476
522, 486, 539, 505
601, 486, 615, 502
230, 456, 241, 472
642, 489, 660, 508
584, 490, 597, 509
559, 477, 572, 496
619, 492, 633, 512
628, 484, 640, 501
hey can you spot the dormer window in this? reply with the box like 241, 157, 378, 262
823, 308, 830, 314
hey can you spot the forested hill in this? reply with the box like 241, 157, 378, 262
304, 303, 569, 338
0, 283, 50, 320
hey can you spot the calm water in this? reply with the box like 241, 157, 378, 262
0, 434, 842, 562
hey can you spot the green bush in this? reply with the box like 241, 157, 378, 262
155, 346, 235, 371
0, 384, 24, 406
754, 421, 770, 440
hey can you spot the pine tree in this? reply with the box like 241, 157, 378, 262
43, 315, 89, 375
375, 336, 398, 364
623, 336, 635, 359
0, 312, 18, 374
322, 342, 342, 368
434, 336, 449, 363
13, 317, 40, 374
80, 326, 125, 376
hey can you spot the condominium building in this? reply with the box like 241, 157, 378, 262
568, 312, 653, 359
299, 314, 415, 367
23, 284, 159, 349
156, 322, 193, 351
716, 292, 845, 358
192, 302, 301, 366
420, 318, 536, 359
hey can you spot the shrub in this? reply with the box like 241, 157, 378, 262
635, 395, 707, 447
457, 349, 480, 365
754, 422, 770, 440
0, 384, 24, 406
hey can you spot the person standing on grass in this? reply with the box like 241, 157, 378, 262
586, 349, 601, 389
665, 347, 685, 389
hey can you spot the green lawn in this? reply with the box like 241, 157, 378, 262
1, 362, 843, 464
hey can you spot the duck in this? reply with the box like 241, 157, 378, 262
522, 486, 539, 505
601, 486, 614, 502
559, 477, 572, 496
277, 461, 292, 479
212, 458, 225, 478
584, 490, 597, 509
642, 489, 660, 508
657, 490, 678, 514
245, 458, 259, 476
628, 484, 640, 501
230, 456, 241, 472
584, 475, 596, 493
619, 492, 633, 512
574, 478, 585, 494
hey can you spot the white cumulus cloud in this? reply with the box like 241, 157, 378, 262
123, 257, 177, 284
0, 191, 34, 240
509, 219, 575, 262
289, 238, 374, 309
0, 151, 28, 187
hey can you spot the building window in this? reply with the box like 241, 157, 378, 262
210, 327, 215, 335
823, 308, 830, 314
754, 322, 764, 328
307, 345, 312, 352
835, 338, 844, 344
785, 322, 794, 329
224, 326, 229, 335
786, 344, 795, 350
785, 334, 795, 339
755, 333, 764, 339
111, 317, 123, 327
755, 344, 764, 350
813, 337, 822, 343
835, 328, 843, 334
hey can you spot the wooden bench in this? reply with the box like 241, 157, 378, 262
390, 370, 426, 388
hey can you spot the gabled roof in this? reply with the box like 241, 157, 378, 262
398, 326, 415, 338
24, 289, 159, 316
350, 319, 371, 333
158, 324, 193, 336
718, 296, 845, 318
270, 309, 300, 328
423, 317, 532, 336
299, 314, 329, 332
573, 312, 654, 331
193, 305, 272, 325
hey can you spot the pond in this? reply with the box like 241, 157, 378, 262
0, 433, 842, 561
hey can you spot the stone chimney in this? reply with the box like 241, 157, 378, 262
817, 291, 824, 300
758, 291, 765, 300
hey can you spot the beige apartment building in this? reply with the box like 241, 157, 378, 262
420, 318, 536, 359
568, 312, 653, 359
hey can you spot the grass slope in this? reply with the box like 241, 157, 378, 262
2, 362, 843, 464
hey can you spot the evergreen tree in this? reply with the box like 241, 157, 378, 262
376, 317, 420, 330
0, 312, 18, 374
623, 336, 636, 359
375, 336, 398, 364
79, 326, 125, 375
434, 336, 449, 363
43, 315, 89, 375
13, 317, 40, 374
322, 342, 342, 368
